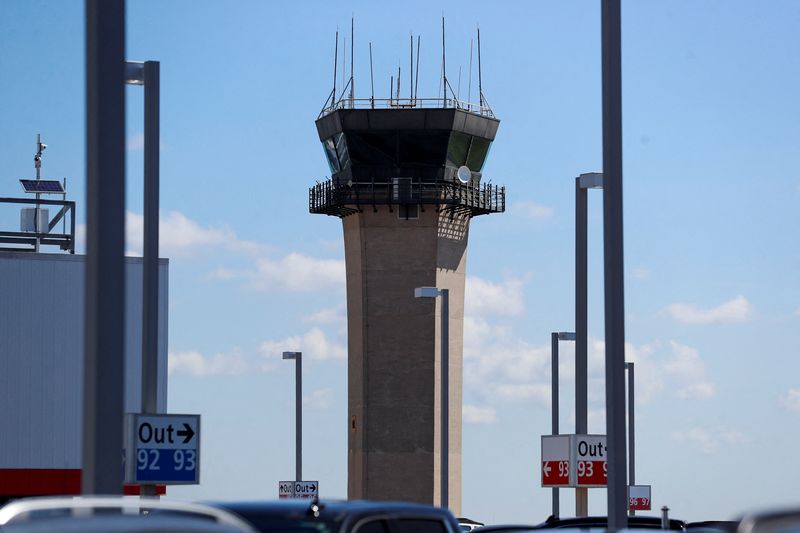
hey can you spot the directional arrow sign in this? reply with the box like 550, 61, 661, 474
541, 435, 571, 487
177, 423, 195, 444
278, 480, 319, 499
278, 481, 294, 499
124, 414, 200, 485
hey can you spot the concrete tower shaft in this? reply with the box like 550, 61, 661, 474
344, 206, 468, 509
310, 104, 504, 514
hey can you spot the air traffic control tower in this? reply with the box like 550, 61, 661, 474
309, 39, 504, 513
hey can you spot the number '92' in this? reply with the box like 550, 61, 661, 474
137, 449, 196, 471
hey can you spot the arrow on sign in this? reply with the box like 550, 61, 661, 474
542, 462, 552, 476
177, 423, 195, 444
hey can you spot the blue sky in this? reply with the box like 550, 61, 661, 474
1, 0, 799, 524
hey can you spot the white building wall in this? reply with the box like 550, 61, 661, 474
0, 252, 168, 469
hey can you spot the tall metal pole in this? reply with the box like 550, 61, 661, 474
601, 0, 628, 529
295, 353, 302, 481
83, 0, 126, 495
283, 351, 303, 481
626, 362, 635, 516
441, 289, 450, 509
140, 60, 160, 498
575, 177, 588, 517
550, 333, 560, 518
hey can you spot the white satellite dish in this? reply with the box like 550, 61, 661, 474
456, 165, 471, 184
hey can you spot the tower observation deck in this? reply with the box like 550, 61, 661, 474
310, 96, 504, 218
309, 28, 504, 514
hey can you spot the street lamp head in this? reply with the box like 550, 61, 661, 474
414, 287, 441, 299
282, 351, 301, 360
125, 61, 145, 85
578, 172, 604, 189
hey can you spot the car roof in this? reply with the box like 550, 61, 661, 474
0, 514, 249, 533
534, 516, 686, 530
211, 499, 461, 531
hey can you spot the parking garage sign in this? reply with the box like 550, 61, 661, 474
541, 436, 571, 487
125, 414, 200, 485
279, 481, 319, 499
575, 434, 607, 487
540, 434, 608, 487
629, 485, 652, 511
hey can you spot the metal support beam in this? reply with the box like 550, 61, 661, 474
141, 59, 161, 417
283, 352, 303, 482
601, 0, 628, 529
83, 0, 126, 495
550, 333, 560, 518
627, 362, 635, 516
575, 178, 588, 517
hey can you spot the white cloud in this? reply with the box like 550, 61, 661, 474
303, 388, 334, 409
671, 427, 745, 454
666, 295, 753, 325
781, 388, 800, 412
511, 200, 555, 219
632, 267, 651, 280
585, 339, 715, 403
465, 275, 526, 317
168, 350, 249, 377
245, 253, 345, 293
125, 210, 269, 258
795, 307, 800, 318
463, 316, 551, 406
303, 305, 347, 327
662, 341, 716, 399
258, 327, 346, 363
463, 405, 497, 424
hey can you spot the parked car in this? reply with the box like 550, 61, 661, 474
0, 496, 257, 533
737, 508, 800, 533
472, 515, 687, 533
209, 499, 462, 533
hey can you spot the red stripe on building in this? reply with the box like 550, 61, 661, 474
0, 469, 164, 496
0, 469, 81, 495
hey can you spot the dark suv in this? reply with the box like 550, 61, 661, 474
210, 500, 462, 533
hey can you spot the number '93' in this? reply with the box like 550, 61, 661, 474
137, 449, 196, 470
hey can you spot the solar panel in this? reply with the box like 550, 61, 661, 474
19, 179, 65, 194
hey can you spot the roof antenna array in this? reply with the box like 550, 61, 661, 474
441, 16, 447, 102
321, 17, 490, 116
332, 29, 338, 107
414, 35, 421, 100
477, 25, 484, 108
350, 16, 355, 104
468, 38, 473, 105
369, 42, 375, 108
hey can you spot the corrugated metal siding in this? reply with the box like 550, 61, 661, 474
0, 252, 168, 469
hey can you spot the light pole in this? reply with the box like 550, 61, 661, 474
125, 59, 160, 498
550, 331, 576, 518
83, 0, 126, 496
626, 361, 635, 516
283, 351, 303, 482
575, 171, 602, 517
602, 0, 628, 528
414, 286, 449, 509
